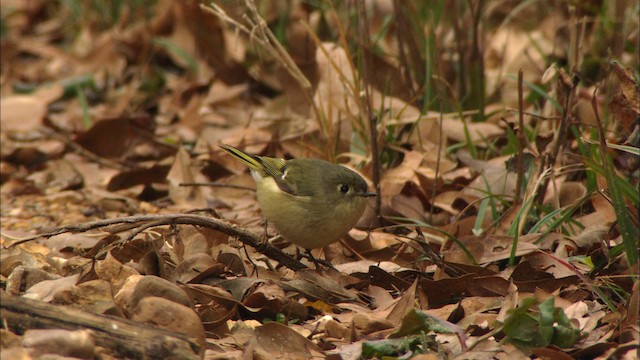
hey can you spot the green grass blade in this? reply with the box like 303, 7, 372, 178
472, 198, 490, 235
601, 150, 639, 265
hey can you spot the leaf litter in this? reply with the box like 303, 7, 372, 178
1, 1, 638, 359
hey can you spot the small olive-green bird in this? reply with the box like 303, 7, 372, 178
220, 144, 376, 250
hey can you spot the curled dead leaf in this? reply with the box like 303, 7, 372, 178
131, 296, 205, 345
250, 322, 323, 360
609, 62, 639, 132
5, 266, 61, 296
53, 279, 117, 314
543, 181, 587, 209
23, 274, 80, 302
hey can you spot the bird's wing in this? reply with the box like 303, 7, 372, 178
257, 157, 296, 195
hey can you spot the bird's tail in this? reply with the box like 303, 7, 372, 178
219, 144, 263, 171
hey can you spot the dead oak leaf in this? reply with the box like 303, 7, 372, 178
609, 62, 639, 132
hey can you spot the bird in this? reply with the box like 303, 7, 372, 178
220, 144, 376, 251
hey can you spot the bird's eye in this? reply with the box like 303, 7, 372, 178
339, 184, 350, 193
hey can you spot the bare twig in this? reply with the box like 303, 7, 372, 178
392, 0, 417, 101
202, 3, 308, 89
202, 1, 322, 124
514, 69, 525, 203
534, 68, 575, 205
504, 108, 561, 120
6, 214, 308, 271
429, 107, 444, 224
412, 228, 464, 278
467, 0, 486, 117
356, 2, 382, 222
1, 295, 201, 359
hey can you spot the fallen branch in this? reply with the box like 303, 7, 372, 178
1, 294, 201, 359
6, 213, 308, 271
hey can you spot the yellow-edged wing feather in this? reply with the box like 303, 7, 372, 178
220, 144, 294, 194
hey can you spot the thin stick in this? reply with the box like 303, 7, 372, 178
504, 108, 561, 120
515, 69, 525, 203
356, 1, 382, 222
534, 69, 574, 205
392, 0, 416, 100
7, 213, 308, 271
202, 1, 322, 125
1, 295, 202, 359
429, 107, 444, 224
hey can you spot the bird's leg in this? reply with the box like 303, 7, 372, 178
260, 219, 270, 244
261, 220, 286, 247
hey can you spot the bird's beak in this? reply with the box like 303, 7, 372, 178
360, 191, 378, 197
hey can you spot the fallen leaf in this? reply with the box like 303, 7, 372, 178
251, 322, 323, 360
0, 95, 47, 132
24, 274, 80, 302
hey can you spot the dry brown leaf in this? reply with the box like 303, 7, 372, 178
47, 234, 99, 254
485, 26, 559, 107
333, 259, 409, 275
1, 3, 635, 358
609, 62, 639, 132
5, 265, 60, 296
380, 150, 423, 196
386, 280, 418, 325
53, 279, 116, 314
622, 281, 639, 329
24, 274, 80, 302
592, 192, 618, 223
75, 117, 175, 161
441, 117, 504, 144
433, 191, 481, 216
129, 275, 191, 308
523, 252, 578, 279
132, 296, 206, 345
543, 180, 588, 209
458, 151, 516, 198
495, 282, 519, 324
35, 159, 84, 193
167, 147, 208, 208
250, 322, 323, 360
94, 253, 140, 294
389, 194, 430, 224
173, 226, 224, 262
0, 95, 47, 133
511, 261, 580, 293
106, 164, 171, 193
172, 253, 216, 283
288, 270, 360, 303
243, 282, 286, 313
180, 0, 245, 84
421, 274, 511, 308
313, 43, 357, 121
183, 283, 237, 336
442, 234, 539, 265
